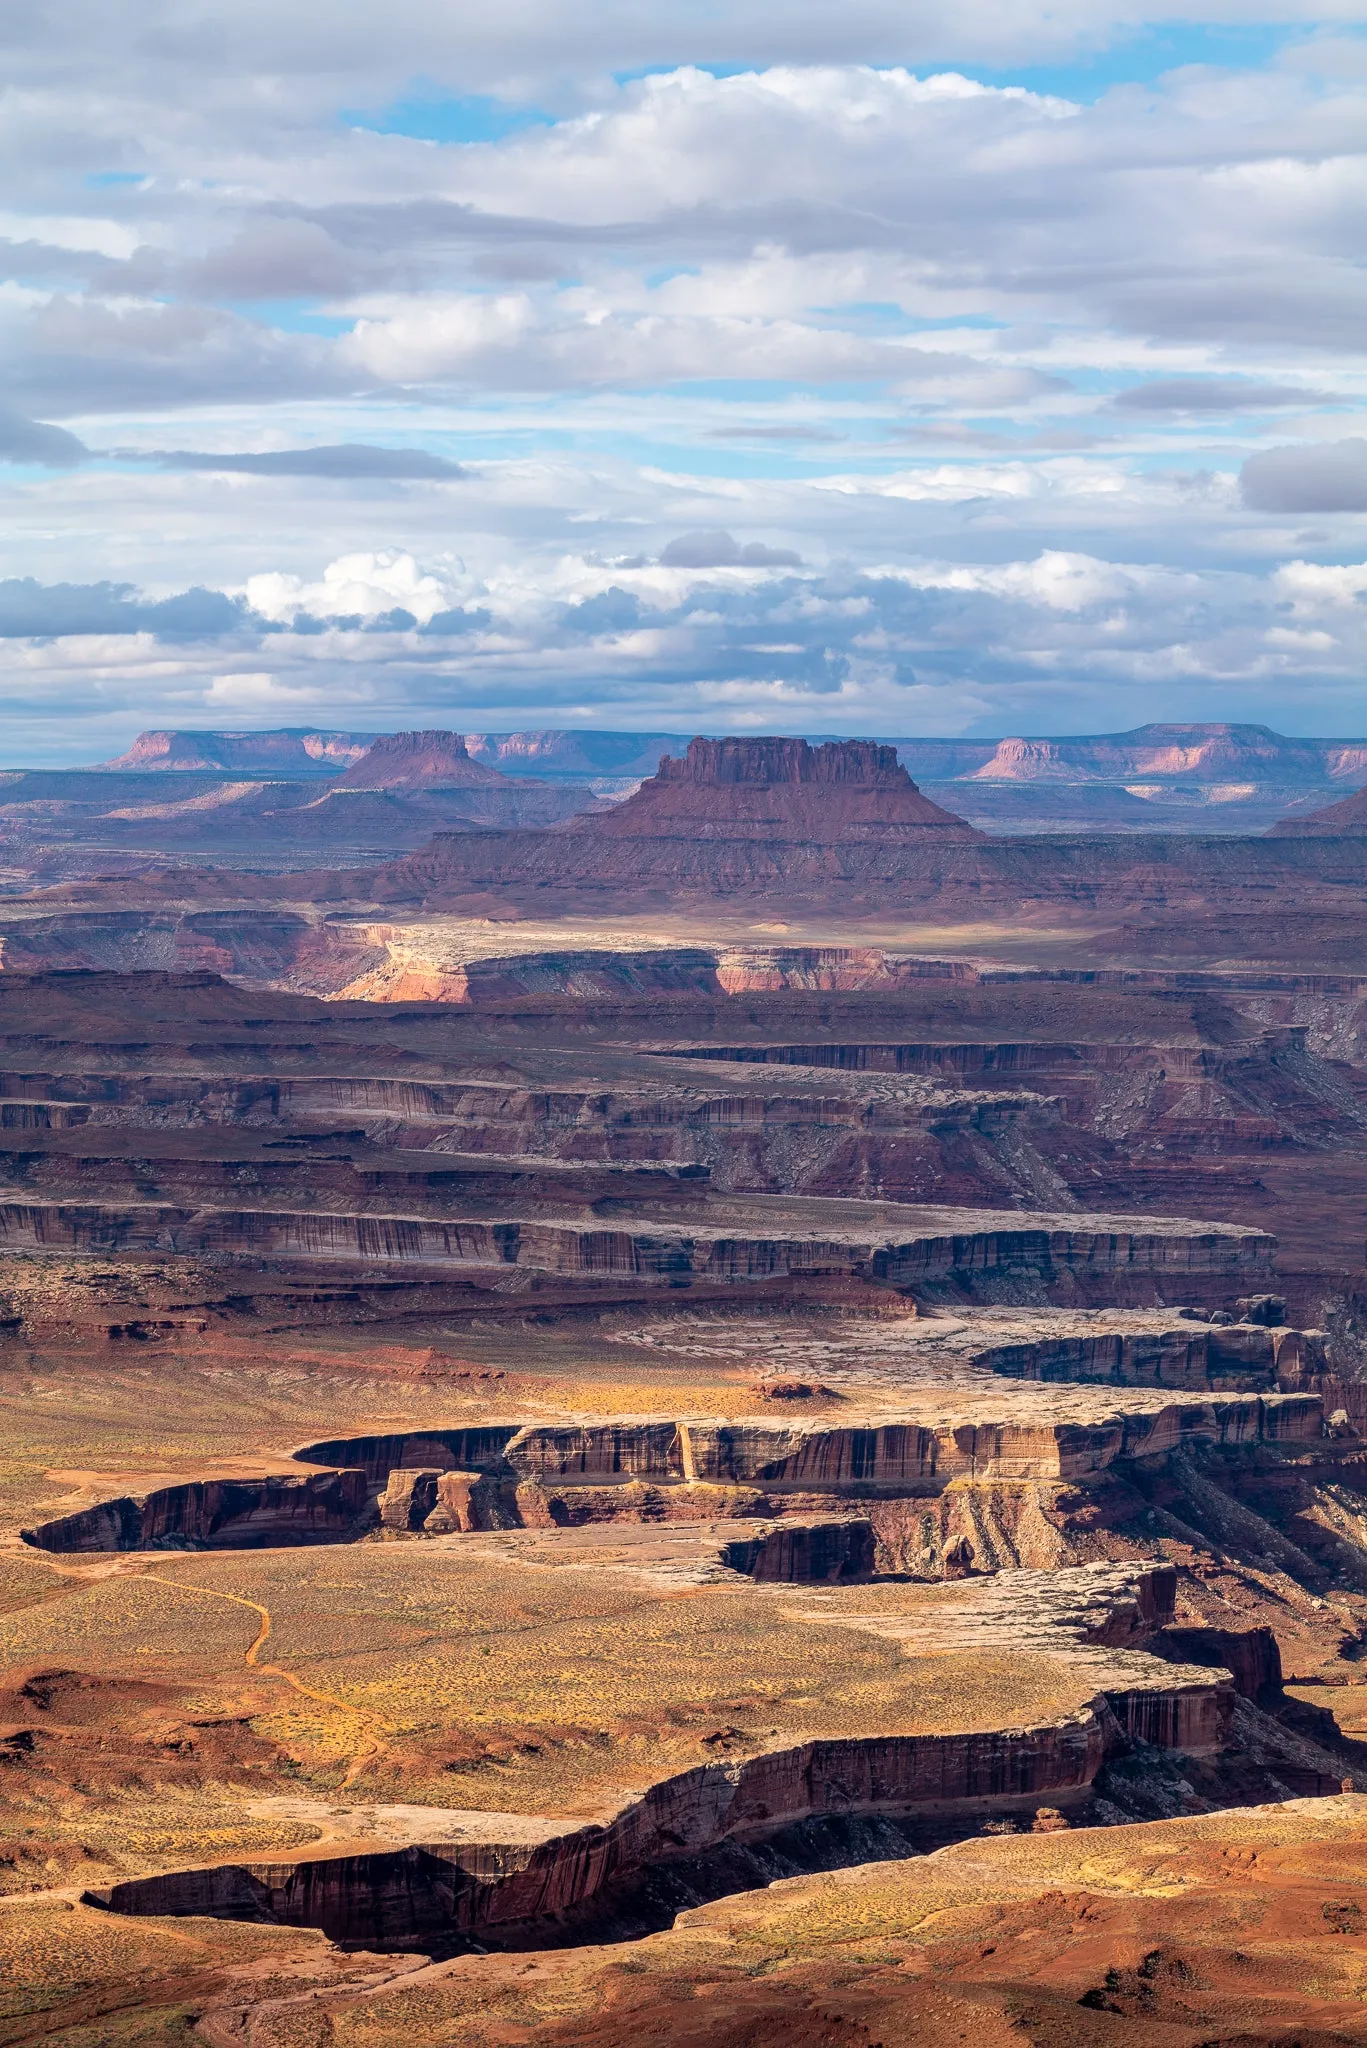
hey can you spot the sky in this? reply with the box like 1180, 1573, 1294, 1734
2, 1, 1367, 759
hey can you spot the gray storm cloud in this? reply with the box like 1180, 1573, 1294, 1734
152, 445, 468, 479
1241, 441, 1367, 515
1114, 379, 1339, 414
0, 409, 89, 466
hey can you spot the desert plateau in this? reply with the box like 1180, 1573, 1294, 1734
11, 0, 1367, 2023
4, 725, 1367, 2045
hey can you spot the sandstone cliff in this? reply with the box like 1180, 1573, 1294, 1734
100, 728, 371, 773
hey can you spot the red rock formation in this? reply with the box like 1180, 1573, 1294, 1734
359, 735, 984, 907
334, 730, 509, 791
576, 736, 981, 844
88, 1708, 1116, 1943
967, 737, 1078, 783
21, 1468, 368, 1552
84, 1564, 1241, 1948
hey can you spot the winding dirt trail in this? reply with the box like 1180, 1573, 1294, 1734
136, 1570, 390, 1787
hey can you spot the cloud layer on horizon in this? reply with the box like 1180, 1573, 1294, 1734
2, 534, 1366, 758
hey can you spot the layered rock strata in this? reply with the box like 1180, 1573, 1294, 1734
294, 1394, 1324, 1498
0, 962, 1359, 1289
972, 1319, 1319, 1390
0, 1194, 1272, 1293
21, 1469, 368, 1553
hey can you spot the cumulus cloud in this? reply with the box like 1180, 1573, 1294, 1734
1241, 440, 1367, 514
894, 550, 1138, 611
345, 293, 537, 382
2, 540, 1366, 751
659, 531, 802, 568
241, 550, 466, 626
204, 670, 371, 708
1273, 560, 1367, 612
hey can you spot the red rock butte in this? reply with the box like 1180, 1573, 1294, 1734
583, 735, 983, 843
334, 729, 508, 791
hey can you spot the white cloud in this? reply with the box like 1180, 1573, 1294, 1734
0, 212, 140, 259
812, 463, 1043, 502
1273, 559, 1367, 612
345, 295, 536, 381
1265, 625, 1336, 649
0, 18, 1362, 747
897, 549, 1138, 610
205, 668, 377, 706
241, 550, 466, 624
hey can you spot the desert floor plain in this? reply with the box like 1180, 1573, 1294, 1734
16, 727, 1367, 2043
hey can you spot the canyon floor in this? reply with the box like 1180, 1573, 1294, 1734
4, 949, 1367, 2044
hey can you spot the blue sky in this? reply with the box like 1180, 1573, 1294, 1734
0, 0, 1364, 758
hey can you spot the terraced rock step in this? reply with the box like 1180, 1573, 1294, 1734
0, 1194, 1273, 1299
21, 1468, 369, 1553
972, 1316, 1317, 1390
83, 1562, 1237, 1946
24, 1386, 1325, 1553
293, 1394, 1324, 1491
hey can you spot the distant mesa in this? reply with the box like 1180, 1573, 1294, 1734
967, 738, 1078, 783
957, 724, 1366, 787
101, 728, 373, 774
334, 730, 509, 792
586, 736, 983, 843
1268, 784, 1367, 836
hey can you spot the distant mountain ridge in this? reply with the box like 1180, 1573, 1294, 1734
1270, 785, 1367, 836
101, 722, 1367, 786
906, 724, 1367, 788
102, 728, 375, 774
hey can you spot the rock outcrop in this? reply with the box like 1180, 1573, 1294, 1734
0, 1196, 1273, 1298
21, 1468, 368, 1552
366, 735, 986, 905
